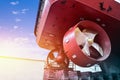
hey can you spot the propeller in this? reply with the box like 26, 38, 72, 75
47, 49, 69, 68
75, 27, 103, 59
63, 20, 111, 67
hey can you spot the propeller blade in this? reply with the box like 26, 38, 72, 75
91, 42, 103, 57
75, 27, 87, 46
82, 41, 91, 56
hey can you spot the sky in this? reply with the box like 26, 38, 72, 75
0, 0, 102, 72
0, 0, 49, 60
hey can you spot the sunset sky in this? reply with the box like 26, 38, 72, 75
0, 0, 49, 60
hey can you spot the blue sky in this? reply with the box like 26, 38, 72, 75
0, 0, 102, 72
0, 0, 49, 60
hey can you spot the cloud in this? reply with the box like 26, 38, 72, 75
21, 9, 29, 14
10, 25, 23, 33
12, 11, 19, 15
14, 37, 29, 46
13, 25, 19, 29
9, 25, 19, 32
10, 1, 19, 5
12, 9, 29, 15
15, 18, 21, 22
14, 37, 29, 42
